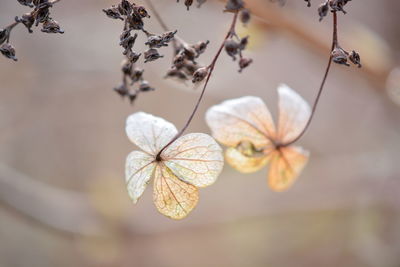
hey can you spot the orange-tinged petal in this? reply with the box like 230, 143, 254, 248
268, 146, 309, 192
225, 147, 269, 173
153, 164, 199, 220
277, 84, 311, 144
126, 112, 178, 155
206, 96, 275, 149
163, 133, 224, 188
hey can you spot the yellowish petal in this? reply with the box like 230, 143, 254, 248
206, 96, 275, 149
225, 147, 269, 173
163, 133, 224, 188
126, 112, 178, 155
268, 146, 309, 192
153, 164, 199, 220
277, 84, 311, 144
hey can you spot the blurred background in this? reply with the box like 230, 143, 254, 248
1, 0, 400, 266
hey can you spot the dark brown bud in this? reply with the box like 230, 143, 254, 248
0, 29, 9, 45
304, 0, 311, 7
0, 43, 17, 61
126, 50, 141, 63
192, 67, 208, 83
120, 33, 138, 55
16, 14, 35, 33
35, 6, 50, 26
239, 36, 249, 50
349, 50, 361, 68
133, 6, 150, 18
332, 46, 349, 66
225, 0, 244, 12
318, 2, 329, 21
118, 0, 132, 16
126, 14, 143, 30
103, 7, 124, 20
224, 39, 239, 60
185, 0, 193, 10
130, 68, 144, 83
144, 48, 163, 63
238, 57, 253, 72
41, 19, 64, 34
17, 0, 34, 7
240, 9, 251, 24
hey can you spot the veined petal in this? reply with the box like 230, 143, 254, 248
125, 151, 156, 203
163, 133, 224, 188
206, 96, 275, 149
277, 84, 311, 144
268, 146, 309, 192
153, 164, 199, 220
225, 147, 270, 173
126, 112, 178, 155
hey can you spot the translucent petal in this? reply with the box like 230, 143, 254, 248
153, 164, 199, 220
268, 146, 309, 192
126, 112, 178, 155
225, 147, 270, 173
163, 133, 224, 187
277, 84, 311, 144
206, 96, 275, 149
125, 151, 156, 203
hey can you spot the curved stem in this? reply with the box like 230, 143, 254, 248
156, 11, 239, 160
284, 11, 338, 147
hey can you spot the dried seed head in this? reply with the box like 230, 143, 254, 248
126, 14, 144, 30
332, 46, 349, 66
120, 32, 138, 54
103, 6, 124, 20
133, 6, 150, 18
349, 50, 362, 68
144, 48, 163, 63
0, 43, 17, 61
225, 0, 244, 12
192, 67, 208, 83
238, 57, 253, 72
318, 2, 329, 21
118, 0, 132, 16
240, 9, 251, 25
185, 0, 194, 10
41, 19, 64, 34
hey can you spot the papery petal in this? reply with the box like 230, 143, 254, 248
153, 164, 199, 220
206, 96, 275, 149
277, 84, 311, 144
225, 147, 270, 173
125, 151, 156, 203
268, 146, 309, 192
163, 133, 224, 187
126, 112, 178, 155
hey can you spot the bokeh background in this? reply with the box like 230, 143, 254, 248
1, 0, 400, 266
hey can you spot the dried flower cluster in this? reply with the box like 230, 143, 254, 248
103, 0, 178, 104
0, 0, 63, 61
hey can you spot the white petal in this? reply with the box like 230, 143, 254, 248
205, 96, 275, 149
126, 112, 178, 155
163, 133, 224, 187
277, 84, 311, 144
125, 151, 156, 203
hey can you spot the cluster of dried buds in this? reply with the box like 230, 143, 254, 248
332, 46, 361, 68
0, 0, 63, 61
103, 0, 177, 104
177, 0, 207, 10
318, 0, 352, 20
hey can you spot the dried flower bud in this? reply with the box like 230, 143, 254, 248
103, 7, 123, 20
128, 91, 137, 104
0, 43, 17, 61
145, 35, 165, 48
239, 36, 249, 50
329, 0, 351, 14
240, 9, 251, 25
318, 2, 329, 21
224, 39, 240, 60
349, 50, 361, 68
304, 0, 311, 7
126, 14, 144, 30
225, 0, 244, 12
0, 29, 9, 45
144, 48, 163, 63
133, 6, 150, 18
17, 0, 34, 7
185, 0, 193, 10
126, 50, 141, 63
238, 57, 253, 72
114, 84, 129, 97
35, 6, 50, 26
139, 81, 154, 92
192, 67, 208, 83
197, 0, 206, 8
130, 68, 144, 83
120, 33, 138, 55
173, 51, 186, 66
121, 60, 132, 75
165, 69, 188, 81
192, 40, 209, 55
16, 14, 35, 33
161, 30, 177, 43
118, 0, 132, 16
41, 19, 64, 34
332, 46, 349, 66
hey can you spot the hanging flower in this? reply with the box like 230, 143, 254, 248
125, 112, 224, 219
206, 84, 311, 192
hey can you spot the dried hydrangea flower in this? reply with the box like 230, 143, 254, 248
206, 84, 311, 192
125, 112, 224, 219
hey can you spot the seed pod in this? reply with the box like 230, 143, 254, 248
192, 67, 208, 83
144, 48, 163, 63
349, 50, 361, 68
224, 39, 239, 60
41, 19, 64, 34
184, 0, 193, 10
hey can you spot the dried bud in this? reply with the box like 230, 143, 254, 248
139, 81, 154, 92
17, 0, 34, 7
121, 60, 132, 75
165, 69, 188, 80
126, 50, 141, 63
329, 0, 351, 14
161, 30, 177, 43
103, 7, 123, 20
239, 36, 249, 50
304, 0, 311, 7
225, 0, 244, 12
133, 6, 150, 18
318, 2, 329, 21
332, 46, 349, 66
224, 39, 240, 60
126, 14, 144, 30
0, 29, 9, 45
16, 14, 35, 33
114, 84, 129, 97
41, 19, 64, 34
349, 50, 361, 68
130, 67, 144, 83
0, 43, 17, 61
238, 57, 253, 72
192, 40, 209, 55
120, 33, 138, 55
173, 51, 186, 66
128, 91, 137, 104
144, 48, 163, 63
240, 9, 251, 25
192, 67, 208, 83
35, 6, 50, 26
118, 0, 132, 16
185, 0, 193, 10
145, 35, 165, 48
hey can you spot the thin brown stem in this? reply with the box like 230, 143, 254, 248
284, 11, 338, 147
156, 11, 239, 160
